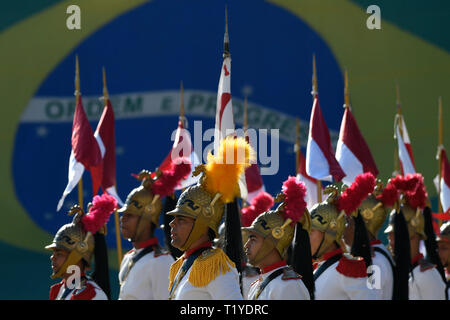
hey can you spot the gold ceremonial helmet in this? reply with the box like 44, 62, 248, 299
402, 202, 426, 240
310, 186, 348, 259
242, 177, 311, 266
167, 183, 224, 251
242, 202, 311, 265
167, 137, 254, 252
383, 201, 426, 240
359, 181, 389, 238
118, 170, 163, 241
45, 205, 95, 279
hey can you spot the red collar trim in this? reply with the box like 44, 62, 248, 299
261, 260, 287, 274
411, 253, 424, 265
184, 241, 212, 259
136, 237, 158, 250
322, 248, 343, 261
370, 240, 382, 246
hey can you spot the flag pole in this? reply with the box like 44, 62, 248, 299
438, 97, 444, 214
224, 5, 230, 59
312, 54, 322, 202
75, 55, 83, 208
344, 69, 350, 110
103, 67, 123, 267
393, 83, 402, 176
295, 118, 300, 174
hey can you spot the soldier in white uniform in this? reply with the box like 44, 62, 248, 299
118, 166, 193, 299
47, 194, 117, 300
437, 221, 450, 299
242, 177, 312, 300
385, 174, 446, 300
240, 191, 274, 299
166, 137, 251, 300
357, 178, 399, 299
309, 173, 378, 300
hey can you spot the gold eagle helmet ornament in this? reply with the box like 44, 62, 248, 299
309, 172, 377, 260
45, 194, 117, 279
358, 178, 400, 238
118, 158, 192, 242
167, 137, 254, 252
383, 173, 428, 240
241, 177, 310, 266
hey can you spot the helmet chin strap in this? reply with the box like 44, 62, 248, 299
311, 236, 325, 261
51, 250, 83, 280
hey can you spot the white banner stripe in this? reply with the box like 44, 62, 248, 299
57, 150, 85, 211
306, 137, 333, 181
396, 125, 415, 174
336, 140, 364, 186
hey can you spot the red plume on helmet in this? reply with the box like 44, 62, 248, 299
152, 157, 192, 197
404, 173, 428, 210
281, 176, 307, 225
241, 192, 274, 227
387, 173, 428, 210
376, 179, 399, 208
81, 193, 118, 234
337, 172, 377, 215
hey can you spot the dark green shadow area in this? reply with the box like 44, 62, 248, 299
0, 0, 66, 32
350, 0, 450, 52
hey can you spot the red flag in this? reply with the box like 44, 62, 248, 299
57, 97, 102, 210
297, 149, 324, 210
92, 99, 123, 205
154, 120, 200, 189
336, 107, 379, 185
306, 95, 345, 182
395, 115, 416, 175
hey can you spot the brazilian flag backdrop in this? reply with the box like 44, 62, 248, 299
0, 0, 449, 299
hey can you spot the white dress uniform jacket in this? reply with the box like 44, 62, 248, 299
119, 238, 174, 300
169, 243, 243, 300
370, 240, 394, 300
247, 261, 310, 300
409, 253, 446, 300
314, 248, 377, 300
50, 277, 107, 300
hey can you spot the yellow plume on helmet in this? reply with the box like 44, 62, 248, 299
204, 136, 254, 203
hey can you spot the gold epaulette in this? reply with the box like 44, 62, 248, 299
168, 248, 236, 290
189, 248, 236, 287
168, 257, 184, 291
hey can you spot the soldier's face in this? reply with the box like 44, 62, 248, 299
169, 216, 194, 249
309, 229, 324, 257
244, 232, 264, 265
438, 240, 450, 267
50, 248, 69, 275
120, 212, 139, 240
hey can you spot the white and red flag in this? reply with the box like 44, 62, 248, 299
306, 95, 345, 182
155, 119, 201, 189
57, 97, 102, 211
336, 107, 379, 186
297, 149, 324, 210
91, 99, 123, 205
212, 23, 248, 199
214, 56, 235, 146
434, 148, 450, 213
395, 115, 416, 175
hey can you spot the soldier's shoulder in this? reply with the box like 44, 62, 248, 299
281, 266, 302, 281
336, 253, 367, 278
